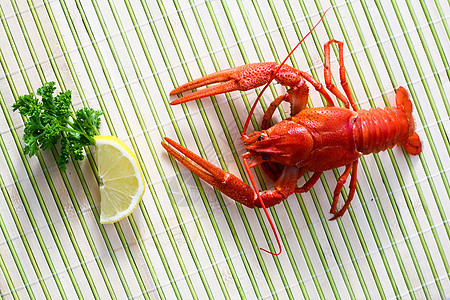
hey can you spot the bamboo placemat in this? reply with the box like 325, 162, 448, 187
0, 0, 449, 299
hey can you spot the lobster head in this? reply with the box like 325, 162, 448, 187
242, 120, 314, 166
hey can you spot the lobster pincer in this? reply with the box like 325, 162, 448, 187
169, 62, 334, 107
162, 137, 257, 207
162, 137, 301, 209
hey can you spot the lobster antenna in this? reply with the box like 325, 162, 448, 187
240, 7, 332, 256
243, 156, 282, 255
241, 6, 333, 137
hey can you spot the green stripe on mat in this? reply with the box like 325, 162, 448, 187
375, 1, 449, 297
104, 0, 240, 298
180, 0, 280, 297
53, 1, 155, 298
329, 2, 419, 298
346, 2, 410, 297
278, 4, 340, 298
0, 164, 36, 299
336, 1, 449, 298
278, 3, 357, 298
0, 211, 19, 299
71, 1, 174, 298
252, 2, 316, 298
6, 0, 117, 297
57, 1, 162, 298
0, 57, 82, 300
0, 8, 61, 300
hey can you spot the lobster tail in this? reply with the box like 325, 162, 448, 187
394, 87, 422, 155
402, 132, 422, 155
354, 87, 422, 155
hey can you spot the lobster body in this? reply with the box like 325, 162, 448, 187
247, 88, 419, 175
163, 40, 422, 220
246, 107, 359, 172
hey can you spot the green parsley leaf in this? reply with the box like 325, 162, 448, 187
13, 82, 102, 171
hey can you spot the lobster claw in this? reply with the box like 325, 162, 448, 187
170, 62, 279, 105
162, 138, 257, 207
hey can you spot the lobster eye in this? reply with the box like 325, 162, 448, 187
257, 133, 268, 141
262, 155, 269, 161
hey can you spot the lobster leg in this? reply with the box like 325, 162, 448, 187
261, 82, 310, 130
261, 94, 287, 130
324, 40, 358, 111
324, 40, 359, 219
295, 171, 323, 193
257, 166, 300, 208
329, 160, 358, 220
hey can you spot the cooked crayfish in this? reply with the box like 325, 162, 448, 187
162, 39, 422, 254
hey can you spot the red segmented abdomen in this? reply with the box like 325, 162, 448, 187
353, 106, 415, 155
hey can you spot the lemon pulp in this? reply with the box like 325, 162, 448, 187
94, 135, 145, 223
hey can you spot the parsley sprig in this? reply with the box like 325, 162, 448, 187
13, 82, 102, 170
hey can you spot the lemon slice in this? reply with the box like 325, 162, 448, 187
94, 135, 145, 223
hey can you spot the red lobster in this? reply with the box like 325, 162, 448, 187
162, 39, 422, 254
